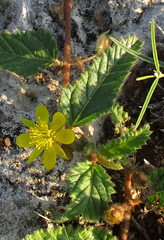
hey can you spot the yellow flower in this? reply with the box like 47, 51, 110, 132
16, 105, 75, 170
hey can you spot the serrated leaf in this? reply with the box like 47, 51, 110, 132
97, 154, 123, 170
98, 124, 151, 160
65, 161, 115, 222
0, 28, 57, 78
23, 225, 116, 240
148, 167, 164, 192
110, 102, 130, 125
60, 34, 143, 127
147, 167, 164, 207
147, 192, 164, 208
109, 101, 130, 134
100, 159, 123, 170
92, 227, 117, 240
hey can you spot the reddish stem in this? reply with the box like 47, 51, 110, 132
76, 61, 85, 73
120, 166, 132, 240
63, 0, 72, 88
124, 167, 132, 203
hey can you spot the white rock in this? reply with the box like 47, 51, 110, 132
0, 0, 164, 239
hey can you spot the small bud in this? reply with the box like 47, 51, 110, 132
103, 204, 125, 225
96, 30, 111, 53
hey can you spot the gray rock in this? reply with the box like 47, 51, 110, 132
0, 0, 164, 239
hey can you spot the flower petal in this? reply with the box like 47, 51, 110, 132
55, 129, 75, 144
35, 105, 49, 124
28, 147, 43, 164
52, 142, 67, 159
49, 112, 66, 131
16, 133, 34, 147
19, 117, 36, 128
43, 147, 56, 170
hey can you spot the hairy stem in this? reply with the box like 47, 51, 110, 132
63, 0, 72, 88
120, 166, 132, 240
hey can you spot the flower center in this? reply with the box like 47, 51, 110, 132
29, 120, 56, 149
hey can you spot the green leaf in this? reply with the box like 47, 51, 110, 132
50, 210, 70, 223
110, 102, 130, 125
24, 225, 116, 240
147, 168, 164, 207
135, 77, 159, 129
151, 19, 160, 72
96, 154, 123, 170
148, 167, 164, 192
109, 101, 130, 134
110, 36, 164, 68
0, 28, 57, 78
65, 161, 115, 222
60, 35, 143, 127
98, 124, 151, 160
99, 159, 123, 170
136, 75, 155, 81
135, 19, 161, 129
92, 227, 117, 240
147, 192, 164, 208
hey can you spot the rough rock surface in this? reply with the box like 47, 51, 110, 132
0, 0, 164, 239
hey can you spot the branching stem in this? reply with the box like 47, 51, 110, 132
62, 0, 102, 87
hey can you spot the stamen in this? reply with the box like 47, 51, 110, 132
29, 120, 56, 149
